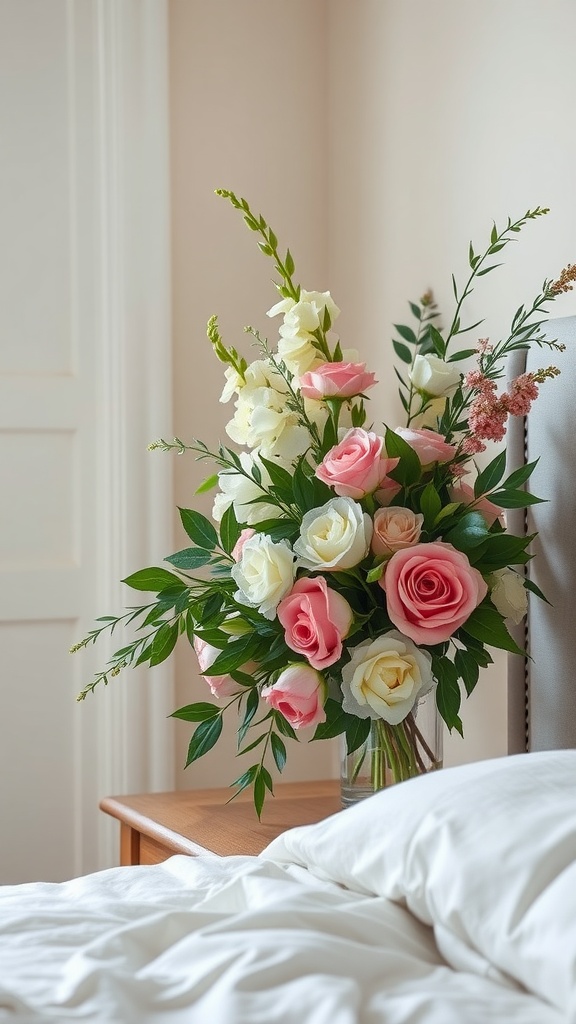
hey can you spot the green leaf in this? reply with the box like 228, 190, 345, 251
474, 449, 507, 497
393, 340, 413, 364
205, 634, 260, 676
258, 455, 295, 494
488, 489, 545, 509
185, 715, 223, 765
178, 507, 219, 550
502, 459, 539, 490
311, 698, 350, 741
523, 576, 550, 604
460, 604, 524, 654
274, 712, 297, 740
445, 511, 491, 551
219, 503, 242, 555
428, 325, 446, 358
253, 519, 299, 543
253, 769, 266, 819
165, 548, 213, 570
195, 473, 219, 495
271, 732, 287, 772
394, 323, 418, 345
433, 656, 462, 733
150, 622, 179, 666
237, 686, 260, 746
477, 264, 503, 276
171, 702, 220, 722
122, 567, 184, 593
419, 481, 442, 526
454, 648, 480, 696
345, 715, 372, 755
409, 301, 421, 320
292, 459, 316, 511
477, 533, 533, 567
447, 348, 477, 362
366, 562, 385, 584
384, 427, 421, 487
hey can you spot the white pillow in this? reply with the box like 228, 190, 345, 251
262, 750, 576, 1015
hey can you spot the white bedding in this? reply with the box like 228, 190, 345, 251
1, 751, 574, 1024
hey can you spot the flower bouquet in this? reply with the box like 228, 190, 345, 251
73, 191, 572, 815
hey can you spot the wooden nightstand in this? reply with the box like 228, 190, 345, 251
100, 779, 341, 864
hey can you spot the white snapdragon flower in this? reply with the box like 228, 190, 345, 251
226, 385, 309, 460
267, 290, 341, 375
294, 496, 372, 571
212, 451, 280, 526
231, 533, 296, 619
490, 568, 528, 624
219, 359, 286, 404
409, 353, 461, 397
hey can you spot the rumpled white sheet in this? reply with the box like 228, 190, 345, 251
0, 848, 564, 1024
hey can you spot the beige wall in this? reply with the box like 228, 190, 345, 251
168, 0, 338, 787
168, 0, 576, 788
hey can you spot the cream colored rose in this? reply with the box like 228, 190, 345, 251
341, 631, 434, 725
231, 533, 296, 619
371, 506, 424, 557
490, 568, 528, 624
294, 496, 372, 571
409, 354, 461, 397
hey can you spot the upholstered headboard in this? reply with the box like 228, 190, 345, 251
507, 315, 576, 753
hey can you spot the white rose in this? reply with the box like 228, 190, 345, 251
409, 354, 461, 397
490, 568, 528, 624
231, 534, 296, 619
294, 496, 372, 571
212, 451, 280, 526
340, 631, 434, 725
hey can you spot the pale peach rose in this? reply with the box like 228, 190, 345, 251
371, 506, 424, 557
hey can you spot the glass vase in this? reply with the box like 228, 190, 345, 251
340, 691, 443, 807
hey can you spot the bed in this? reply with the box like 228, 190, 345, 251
1, 317, 575, 1024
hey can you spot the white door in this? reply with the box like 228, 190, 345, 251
0, 0, 174, 883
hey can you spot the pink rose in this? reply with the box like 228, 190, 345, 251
232, 527, 256, 561
299, 361, 377, 400
380, 541, 488, 644
316, 428, 399, 499
261, 664, 326, 729
448, 481, 503, 527
394, 426, 457, 465
277, 576, 353, 670
193, 636, 238, 698
371, 506, 424, 556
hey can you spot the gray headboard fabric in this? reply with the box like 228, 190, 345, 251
507, 315, 576, 754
